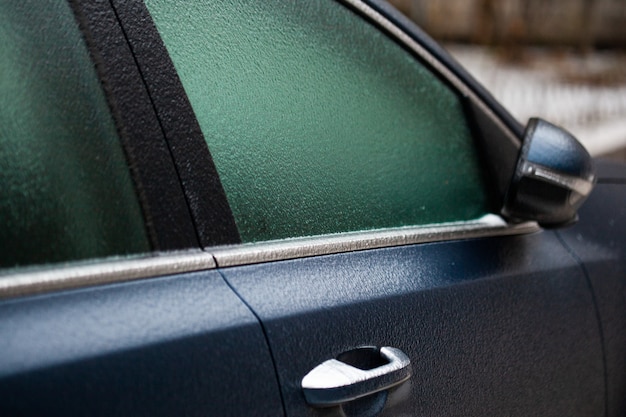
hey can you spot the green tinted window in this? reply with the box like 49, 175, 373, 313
0, 1, 150, 268
146, 0, 489, 243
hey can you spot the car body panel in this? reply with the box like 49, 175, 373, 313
0, 270, 283, 416
222, 230, 605, 416
556, 160, 626, 417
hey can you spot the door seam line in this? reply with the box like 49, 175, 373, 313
215, 267, 288, 417
554, 231, 608, 417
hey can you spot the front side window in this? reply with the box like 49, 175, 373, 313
146, 0, 489, 243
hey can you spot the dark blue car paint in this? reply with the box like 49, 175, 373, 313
0, 270, 283, 416
221, 230, 606, 416
556, 160, 626, 417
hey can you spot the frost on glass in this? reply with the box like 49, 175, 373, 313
0, 1, 150, 268
146, 0, 489, 243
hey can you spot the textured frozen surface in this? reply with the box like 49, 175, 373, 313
147, 0, 489, 242
0, 1, 150, 268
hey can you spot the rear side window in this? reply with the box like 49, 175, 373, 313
0, 0, 150, 269
146, 0, 489, 243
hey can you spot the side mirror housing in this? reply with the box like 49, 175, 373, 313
502, 118, 595, 228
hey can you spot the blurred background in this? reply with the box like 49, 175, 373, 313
389, 0, 626, 161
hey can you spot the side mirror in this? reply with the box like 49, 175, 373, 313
502, 118, 595, 228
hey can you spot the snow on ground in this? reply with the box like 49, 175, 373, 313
446, 44, 626, 158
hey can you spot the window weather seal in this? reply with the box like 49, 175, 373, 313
109, 0, 241, 247
210, 215, 539, 267
0, 216, 539, 299
68, 0, 200, 251
0, 251, 216, 300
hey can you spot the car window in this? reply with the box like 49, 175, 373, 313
147, 0, 490, 244
0, 1, 150, 269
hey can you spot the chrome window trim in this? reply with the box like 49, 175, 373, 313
0, 216, 540, 299
341, 0, 520, 149
211, 215, 539, 267
0, 251, 216, 299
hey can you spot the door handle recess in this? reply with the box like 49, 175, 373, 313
301, 346, 411, 407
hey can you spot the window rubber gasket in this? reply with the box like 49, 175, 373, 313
68, 0, 201, 250
108, 0, 241, 247
70, 0, 241, 249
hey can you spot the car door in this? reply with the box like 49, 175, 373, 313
1, 1, 620, 417
0, 1, 282, 416
141, 0, 610, 416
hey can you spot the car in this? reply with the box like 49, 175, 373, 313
0, 0, 624, 416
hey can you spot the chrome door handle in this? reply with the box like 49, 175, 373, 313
301, 346, 411, 407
